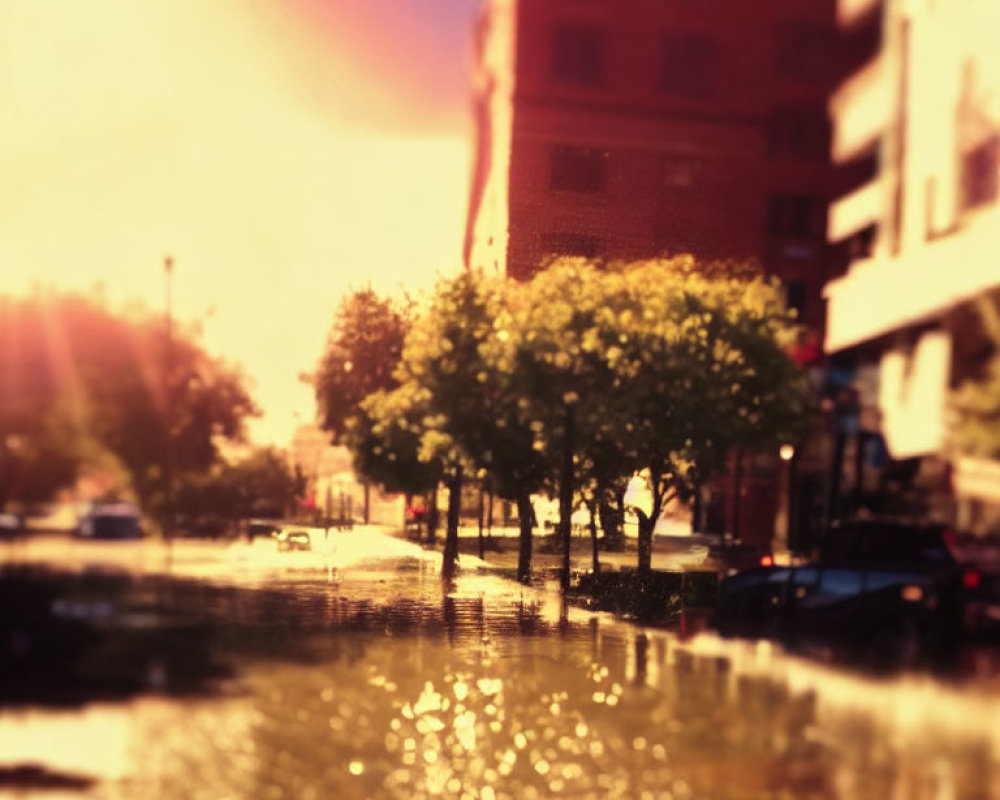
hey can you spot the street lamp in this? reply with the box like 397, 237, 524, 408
775, 443, 797, 558
163, 255, 174, 552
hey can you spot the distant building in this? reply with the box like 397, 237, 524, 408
824, 0, 1000, 530
464, 0, 876, 547
289, 423, 403, 527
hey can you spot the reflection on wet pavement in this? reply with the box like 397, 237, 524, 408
1, 534, 999, 798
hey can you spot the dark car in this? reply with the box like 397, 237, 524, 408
713, 519, 974, 666
247, 519, 281, 541
76, 505, 144, 540
947, 534, 1000, 636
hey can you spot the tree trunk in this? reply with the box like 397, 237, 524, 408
442, 466, 462, 582
691, 487, 702, 534
477, 478, 485, 560
486, 488, 494, 540
637, 510, 654, 575
599, 493, 623, 551
588, 498, 600, 575
559, 405, 576, 593
363, 481, 371, 524
637, 475, 666, 577
515, 487, 534, 585
731, 449, 744, 543
426, 486, 439, 545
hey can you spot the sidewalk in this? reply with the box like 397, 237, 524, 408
395, 523, 718, 576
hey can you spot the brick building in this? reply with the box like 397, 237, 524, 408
464, 0, 875, 332
463, 0, 878, 548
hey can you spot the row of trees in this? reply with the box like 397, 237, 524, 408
0, 292, 301, 530
313, 257, 814, 585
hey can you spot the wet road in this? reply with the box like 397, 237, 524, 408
2, 530, 1000, 799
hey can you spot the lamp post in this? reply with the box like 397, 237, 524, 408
774, 443, 797, 557
163, 255, 174, 554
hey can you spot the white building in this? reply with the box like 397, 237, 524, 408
824, 0, 1000, 528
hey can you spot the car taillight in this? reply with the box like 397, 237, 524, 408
901, 584, 924, 603
760, 554, 774, 567
963, 569, 982, 590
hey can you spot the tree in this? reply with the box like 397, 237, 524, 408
402, 272, 548, 583
312, 288, 410, 523
0, 292, 258, 522
500, 257, 813, 579
345, 383, 442, 539
71, 304, 257, 522
611, 258, 814, 573
507, 260, 641, 589
0, 408, 82, 513
0, 295, 83, 511
227, 447, 305, 520
313, 288, 410, 439
173, 446, 306, 531
951, 293, 1000, 459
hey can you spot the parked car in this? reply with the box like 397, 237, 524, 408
706, 540, 774, 574
276, 528, 311, 552
713, 519, 979, 666
75, 504, 144, 540
947, 533, 1000, 637
246, 519, 281, 541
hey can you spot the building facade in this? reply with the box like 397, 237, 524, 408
464, 0, 879, 548
464, 0, 872, 332
824, 0, 1000, 531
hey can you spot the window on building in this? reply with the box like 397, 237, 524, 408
962, 135, 999, 209
767, 194, 827, 238
661, 34, 718, 97
847, 224, 876, 259
550, 145, 609, 192
767, 107, 830, 159
550, 23, 605, 86
541, 232, 601, 259
785, 281, 807, 316
775, 24, 830, 80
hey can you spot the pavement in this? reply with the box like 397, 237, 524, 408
397, 522, 720, 577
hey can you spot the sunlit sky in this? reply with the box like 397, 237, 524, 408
2, 0, 479, 446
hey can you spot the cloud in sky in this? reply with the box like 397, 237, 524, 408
1, 0, 480, 445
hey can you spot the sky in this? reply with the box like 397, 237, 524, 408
1, 0, 481, 446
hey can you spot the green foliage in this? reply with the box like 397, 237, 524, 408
951, 294, 1000, 459
402, 272, 546, 499
345, 384, 442, 496
313, 288, 410, 441
611, 258, 813, 505
952, 359, 1000, 458
174, 446, 305, 524
324, 256, 812, 576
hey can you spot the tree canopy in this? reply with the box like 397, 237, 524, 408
0, 292, 258, 519
951, 293, 1000, 459
173, 446, 305, 529
312, 288, 410, 441
322, 256, 814, 581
